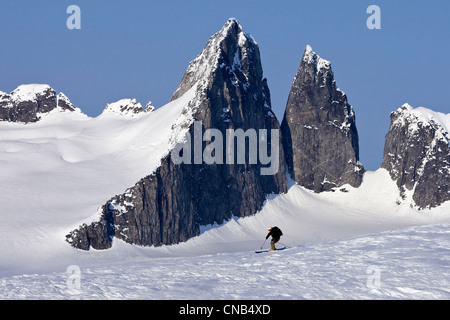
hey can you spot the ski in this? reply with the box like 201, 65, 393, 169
255, 247, 287, 254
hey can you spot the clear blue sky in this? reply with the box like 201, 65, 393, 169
1, 0, 449, 170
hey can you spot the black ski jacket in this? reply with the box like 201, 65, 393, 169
266, 227, 283, 240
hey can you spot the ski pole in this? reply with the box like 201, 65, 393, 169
277, 241, 289, 248
260, 239, 267, 249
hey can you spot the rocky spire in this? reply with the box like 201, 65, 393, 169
281, 45, 364, 192
66, 18, 287, 250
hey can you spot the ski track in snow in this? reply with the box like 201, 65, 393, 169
1, 224, 449, 300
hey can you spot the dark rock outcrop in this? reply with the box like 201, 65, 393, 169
66, 18, 287, 250
56, 92, 77, 112
381, 103, 450, 209
0, 84, 77, 123
281, 45, 364, 192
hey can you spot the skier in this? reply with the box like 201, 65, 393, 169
266, 226, 283, 251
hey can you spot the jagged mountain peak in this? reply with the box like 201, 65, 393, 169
218, 17, 242, 38
0, 83, 83, 123
289, 45, 337, 96
171, 18, 258, 101
101, 98, 154, 117
168, 17, 266, 145
223, 17, 239, 28
55, 92, 82, 114
399, 102, 413, 111
281, 45, 364, 192
302, 45, 331, 73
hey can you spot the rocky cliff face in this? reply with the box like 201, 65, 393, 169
381, 103, 450, 209
66, 18, 287, 250
0, 84, 78, 123
280, 45, 364, 192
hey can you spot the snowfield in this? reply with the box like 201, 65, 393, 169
1, 223, 449, 300
1, 97, 450, 300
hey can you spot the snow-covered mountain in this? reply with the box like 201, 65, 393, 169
0, 84, 83, 123
66, 17, 287, 250
382, 103, 450, 209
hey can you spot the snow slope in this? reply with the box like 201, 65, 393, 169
1, 222, 449, 300
0, 88, 196, 276
1, 94, 450, 299
1, 167, 449, 299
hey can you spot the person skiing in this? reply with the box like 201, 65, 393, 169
266, 226, 283, 251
